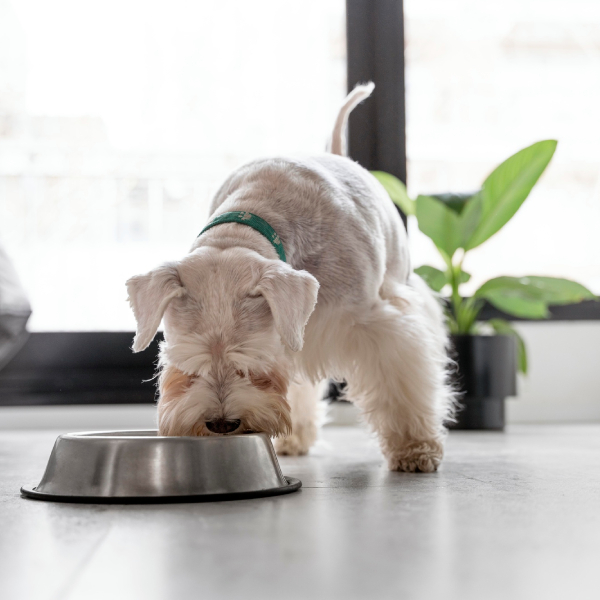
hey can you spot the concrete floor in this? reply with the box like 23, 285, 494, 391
1, 425, 599, 600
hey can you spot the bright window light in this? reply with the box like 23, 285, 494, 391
404, 0, 600, 295
0, 0, 346, 330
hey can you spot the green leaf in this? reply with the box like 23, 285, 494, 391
474, 276, 550, 319
427, 191, 479, 215
415, 265, 447, 292
465, 140, 558, 250
415, 194, 462, 258
517, 276, 596, 305
474, 276, 596, 319
488, 319, 528, 374
487, 295, 549, 319
371, 171, 415, 216
474, 277, 541, 297
458, 270, 471, 284
458, 192, 483, 248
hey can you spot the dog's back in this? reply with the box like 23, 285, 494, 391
208, 85, 410, 305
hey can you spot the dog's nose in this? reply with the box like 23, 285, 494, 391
205, 419, 242, 434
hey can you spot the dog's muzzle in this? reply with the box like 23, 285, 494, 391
205, 419, 242, 434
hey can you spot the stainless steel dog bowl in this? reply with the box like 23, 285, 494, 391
21, 430, 301, 503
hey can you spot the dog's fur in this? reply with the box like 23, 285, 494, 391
126, 84, 454, 472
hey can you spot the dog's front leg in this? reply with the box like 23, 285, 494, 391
274, 379, 326, 456
342, 297, 453, 473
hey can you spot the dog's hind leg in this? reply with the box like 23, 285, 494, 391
274, 379, 327, 456
342, 281, 453, 472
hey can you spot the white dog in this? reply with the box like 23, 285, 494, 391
126, 84, 454, 472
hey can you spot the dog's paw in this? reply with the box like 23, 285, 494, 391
274, 424, 317, 456
386, 440, 444, 473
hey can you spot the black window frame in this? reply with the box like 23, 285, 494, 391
1, 0, 597, 407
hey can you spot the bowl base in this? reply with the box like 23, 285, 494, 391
21, 477, 301, 504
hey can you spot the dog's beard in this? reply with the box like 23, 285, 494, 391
157, 364, 292, 437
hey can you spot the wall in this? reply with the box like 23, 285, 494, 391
507, 321, 600, 423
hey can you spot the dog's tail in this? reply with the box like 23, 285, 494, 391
329, 82, 375, 157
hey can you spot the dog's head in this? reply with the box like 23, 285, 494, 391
126, 246, 319, 437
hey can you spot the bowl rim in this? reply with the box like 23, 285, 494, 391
58, 429, 268, 441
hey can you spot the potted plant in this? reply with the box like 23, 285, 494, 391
372, 140, 596, 430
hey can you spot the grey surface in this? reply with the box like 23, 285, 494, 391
1, 425, 599, 600
24, 430, 291, 499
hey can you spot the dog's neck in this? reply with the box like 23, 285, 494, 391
191, 223, 280, 262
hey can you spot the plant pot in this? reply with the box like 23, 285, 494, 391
448, 334, 517, 431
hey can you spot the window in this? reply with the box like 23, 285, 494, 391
404, 0, 600, 294
0, 0, 346, 331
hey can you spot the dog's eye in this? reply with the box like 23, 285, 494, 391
248, 371, 273, 391
180, 371, 197, 380
159, 367, 198, 402
247, 370, 287, 395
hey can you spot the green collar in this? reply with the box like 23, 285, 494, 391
198, 211, 286, 262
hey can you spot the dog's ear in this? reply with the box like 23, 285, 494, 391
255, 262, 319, 352
126, 263, 185, 352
